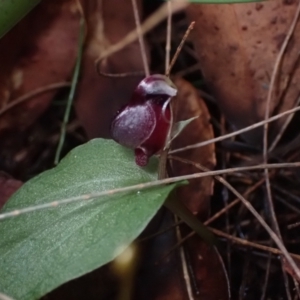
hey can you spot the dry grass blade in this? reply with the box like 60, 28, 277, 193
159, 27, 197, 179
262, 0, 300, 233
130, 0, 149, 76
95, 0, 188, 64
209, 228, 300, 262
169, 156, 300, 281
264, 0, 300, 157
288, 222, 300, 229
175, 215, 195, 300
1, 162, 300, 221
165, 0, 172, 74
96, 58, 145, 78
0, 82, 71, 117
269, 96, 300, 152
166, 21, 195, 77
261, 253, 272, 300
294, 280, 300, 298
262, 2, 300, 293
171, 104, 300, 154
204, 178, 265, 226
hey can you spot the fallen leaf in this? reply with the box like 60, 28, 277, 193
0, 0, 80, 134
171, 77, 216, 218
186, 1, 300, 143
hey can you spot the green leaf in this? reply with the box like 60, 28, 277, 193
0, 139, 177, 300
0, 0, 41, 39
170, 116, 199, 143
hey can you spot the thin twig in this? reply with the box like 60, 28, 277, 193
264, 0, 300, 155
263, 0, 300, 219
275, 195, 300, 215
95, 0, 188, 64
165, 0, 172, 74
268, 51, 300, 155
262, 0, 300, 233
166, 21, 195, 77
204, 178, 265, 226
171, 104, 300, 154
261, 252, 272, 300
160, 14, 217, 269
210, 227, 300, 261
97, 70, 144, 78
293, 279, 300, 299
1, 162, 300, 221
288, 222, 300, 229
131, 0, 149, 76
263, 1, 300, 291
54, 18, 85, 164
220, 115, 231, 277
175, 63, 201, 78
269, 95, 300, 151
96, 58, 144, 77
175, 215, 195, 300
165, 225, 300, 267
168, 156, 300, 281
0, 82, 71, 117
273, 185, 300, 205
159, 21, 195, 177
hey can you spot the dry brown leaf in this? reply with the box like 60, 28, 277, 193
186, 1, 300, 143
75, 0, 147, 138
184, 236, 230, 300
171, 78, 229, 299
0, 0, 80, 134
171, 77, 216, 219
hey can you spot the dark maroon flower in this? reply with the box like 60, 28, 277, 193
111, 74, 177, 166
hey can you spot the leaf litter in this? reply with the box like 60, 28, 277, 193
1, 0, 300, 299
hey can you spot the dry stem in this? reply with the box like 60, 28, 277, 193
169, 156, 300, 281
131, 0, 149, 76
95, 0, 188, 64
263, 0, 300, 290
171, 104, 300, 154
0, 82, 71, 117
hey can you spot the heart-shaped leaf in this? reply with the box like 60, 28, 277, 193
0, 139, 177, 300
